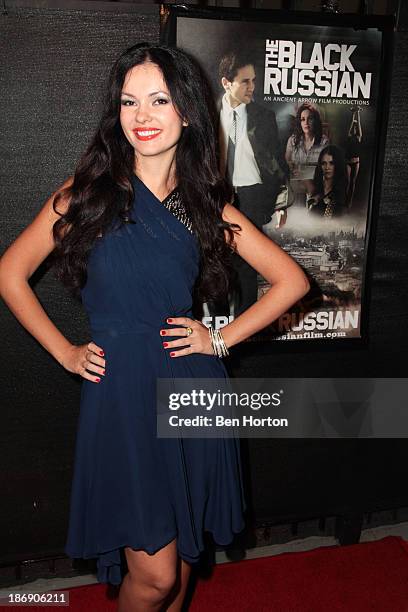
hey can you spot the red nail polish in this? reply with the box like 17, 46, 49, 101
170, 352, 175, 357
167, 318, 173, 323
160, 330, 166, 336
102, 370, 105, 375
99, 351, 104, 356
163, 342, 169, 347
96, 378, 101, 382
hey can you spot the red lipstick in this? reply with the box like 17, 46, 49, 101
133, 128, 162, 141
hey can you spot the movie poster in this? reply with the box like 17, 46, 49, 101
163, 9, 387, 342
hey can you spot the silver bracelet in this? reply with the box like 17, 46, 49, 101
209, 326, 229, 358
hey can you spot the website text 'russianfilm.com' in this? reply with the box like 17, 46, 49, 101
156, 379, 408, 438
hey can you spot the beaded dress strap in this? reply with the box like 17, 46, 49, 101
161, 189, 194, 234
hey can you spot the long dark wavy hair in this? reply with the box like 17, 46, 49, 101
51, 43, 240, 304
292, 103, 324, 148
313, 145, 347, 207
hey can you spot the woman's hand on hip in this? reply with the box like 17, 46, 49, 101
160, 317, 214, 357
60, 342, 106, 382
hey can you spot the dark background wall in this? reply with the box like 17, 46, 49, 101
1, 0, 407, 567
0, 1, 160, 564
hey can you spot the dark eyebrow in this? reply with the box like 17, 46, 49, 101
121, 90, 169, 98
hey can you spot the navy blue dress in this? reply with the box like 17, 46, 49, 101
64, 175, 246, 585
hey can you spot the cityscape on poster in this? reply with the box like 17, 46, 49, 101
176, 17, 382, 341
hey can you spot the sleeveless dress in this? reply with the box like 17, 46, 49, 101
64, 175, 246, 585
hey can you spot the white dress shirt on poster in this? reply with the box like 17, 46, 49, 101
220, 93, 262, 187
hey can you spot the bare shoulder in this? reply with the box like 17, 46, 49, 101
221, 201, 263, 240
222, 202, 239, 223
222, 201, 251, 230
221, 202, 244, 249
50, 175, 74, 217
221, 201, 309, 290
221, 201, 276, 257
0, 176, 74, 281
31, 175, 74, 224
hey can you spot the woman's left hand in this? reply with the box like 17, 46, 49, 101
160, 317, 214, 357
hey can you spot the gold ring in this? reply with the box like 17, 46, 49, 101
185, 326, 193, 336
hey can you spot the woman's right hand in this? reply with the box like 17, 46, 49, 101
60, 342, 106, 383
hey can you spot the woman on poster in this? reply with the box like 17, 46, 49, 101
306, 144, 348, 218
0, 43, 309, 611
285, 102, 330, 207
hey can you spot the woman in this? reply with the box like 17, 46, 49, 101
345, 106, 363, 209
285, 103, 329, 173
285, 103, 329, 208
0, 43, 309, 611
306, 145, 347, 219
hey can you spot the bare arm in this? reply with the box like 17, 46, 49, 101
221, 203, 310, 348
162, 204, 310, 357
0, 178, 105, 382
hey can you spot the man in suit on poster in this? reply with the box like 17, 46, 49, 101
211, 50, 290, 319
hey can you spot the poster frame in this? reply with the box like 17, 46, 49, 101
160, 4, 396, 350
